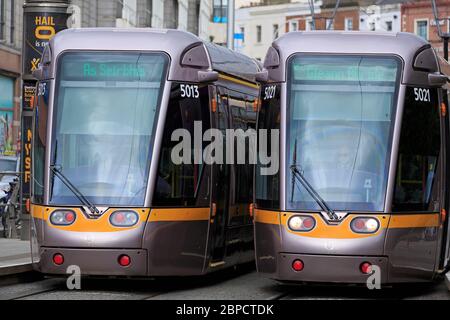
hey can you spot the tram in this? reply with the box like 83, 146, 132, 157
254, 31, 450, 284
30, 28, 260, 276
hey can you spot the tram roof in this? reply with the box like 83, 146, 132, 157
272, 31, 429, 58
265, 31, 441, 85
48, 28, 260, 83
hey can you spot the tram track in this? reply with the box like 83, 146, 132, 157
2, 269, 448, 300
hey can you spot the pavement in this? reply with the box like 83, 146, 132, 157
0, 238, 32, 276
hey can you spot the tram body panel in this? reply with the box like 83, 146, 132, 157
280, 214, 389, 255
31, 28, 260, 277
255, 31, 449, 284
385, 214, 441, 282
143, 209, 210, 276
31, 205, 149, 248
253, 210, 282, 276
37, 248, 148, 276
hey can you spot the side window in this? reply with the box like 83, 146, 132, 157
255, 84, 281, 209
228, 92, 256, 225
152, 83, 211, 207
393, 87, 441, 212
32, 81, 49, 204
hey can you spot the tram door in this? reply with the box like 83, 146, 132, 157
209, 86, 231, 264
444, 90, 450, 269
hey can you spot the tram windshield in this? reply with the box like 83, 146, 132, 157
50, 52, 167, 206
287, 55, 400, 212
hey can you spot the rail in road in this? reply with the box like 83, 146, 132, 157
0, 264, 449, 300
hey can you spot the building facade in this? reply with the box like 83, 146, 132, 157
359, 1, 402, 33
401, 0, 450, 57
286, 0, 357, 32
69, 0, 212, 40
235, 0, 314, 61
0, 0, 23, 157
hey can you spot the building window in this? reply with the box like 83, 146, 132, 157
116, 1, 124, 18
9, 0, 14, 44
345, 18, 353, 31
273, 24, 279, 39
386, 21, 393, 32
415, 19, 428, 40
117, 0, 138, 27
305, 19, 314, 31
0, 75, 15, 156
290, 21, 298, 32
213, 0, 228, 23
145, 0, 153, 27
0, 0, 5, 41
163, 0, 179, 29
240, 26, 245, 43
326, 18, 334, 30
256, 25, 262, 43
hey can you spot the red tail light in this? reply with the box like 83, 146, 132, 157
360, 262, 372, 274
118, 255, 131, 267
53, 253, 64, 265
292, 259, 304, 272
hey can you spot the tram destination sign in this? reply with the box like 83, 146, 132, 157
293, 64, 397, 82
81, 63, 147, 79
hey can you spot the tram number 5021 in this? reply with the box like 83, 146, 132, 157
180, 84, 200, 98
414, 88, 431, 102
263, 85, 277, 100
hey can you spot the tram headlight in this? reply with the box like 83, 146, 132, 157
288, 215, 316, 232
110, 211, 139, 227
50, 210, 76, 226
350, 217, 380, 234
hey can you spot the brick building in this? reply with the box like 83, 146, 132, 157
286, 0, 359, 32
0, 0, 23, 157
401, 0, 450, 56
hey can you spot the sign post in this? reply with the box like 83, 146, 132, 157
20, 0, 70, 240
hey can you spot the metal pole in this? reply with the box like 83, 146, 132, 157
431, 0, 449, 62
227, 0, 235, 50
327, 0, 341, 30
20, 0, 70, 240
431, 0, 442, 38
309, 0, 316, 30
445, 37, 449, 62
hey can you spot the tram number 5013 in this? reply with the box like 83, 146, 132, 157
180, 84, 200, 98
414, 88, 431, 102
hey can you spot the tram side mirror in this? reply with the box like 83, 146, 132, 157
255, 70, 269, 83
197, 70, 219, 83
428, 72, 449, 87
32, 66, 44, 80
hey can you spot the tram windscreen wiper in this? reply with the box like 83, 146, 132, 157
290, 140, 338, 221
50, 165, 100, 214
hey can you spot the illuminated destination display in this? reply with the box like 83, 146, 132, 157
59, 53, 168, 82
82, 63, 146, 78
292, 61, 398, 82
